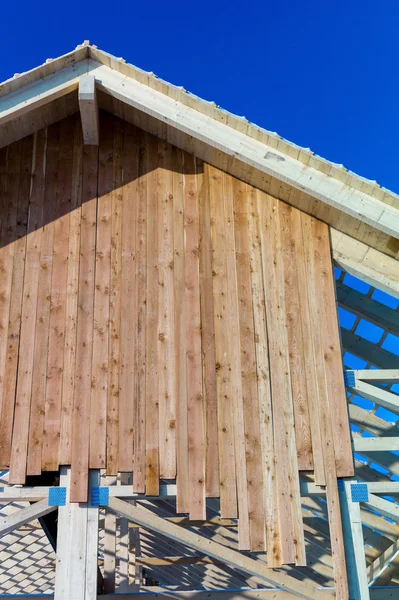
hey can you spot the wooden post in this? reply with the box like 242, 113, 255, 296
339, 480, 370, 600
103, 476, 117, 593
55, 467, 99, 600
118, 473, 130, 592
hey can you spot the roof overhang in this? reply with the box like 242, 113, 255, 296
0, 43, 398, 296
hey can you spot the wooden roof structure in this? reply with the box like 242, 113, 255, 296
0, 41, 398, 600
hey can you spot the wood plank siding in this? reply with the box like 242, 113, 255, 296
0, 112, 353, 569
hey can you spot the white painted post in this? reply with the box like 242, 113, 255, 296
339, 480, 370, 600
55, 467, 99, 600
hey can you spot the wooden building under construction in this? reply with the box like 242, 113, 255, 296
0, 41, 398, 600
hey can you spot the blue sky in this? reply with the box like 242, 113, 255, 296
2, 1, 399, 193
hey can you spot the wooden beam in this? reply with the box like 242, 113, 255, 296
367, 539, 399, 584
337, 283, 399, 335
366, 482, 399, 495
107, 497, 333, 599
354, 437, 399, 452
366, 493, 399, 523
349, 379, 399, 414
79, 75, 99, 145
339, 480, 370, 600
331, 229, 399, 299
341, 329, 398, 369
0, 482, 176, 502
0, 498, 56, 537
354, 370, 399, 385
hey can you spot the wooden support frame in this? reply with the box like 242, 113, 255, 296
341, 329, 398, 368
107, 497, 333, 599
339, 480, 370, 600
367, 539, 399, 584
336, 284, 399, 335
348, 379, 399, 414
366, 494, 399, 523
354, 437, 399, 452
79, 75, 99, 145
353, 370, 399, 385
55, 467, 99, 600
0, 497, 56, 538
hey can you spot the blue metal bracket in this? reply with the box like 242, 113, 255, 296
350, 483, 368, 503
344, 370, 356, 387
48, 487, 67, 506
337, 478, 344, 491
91, 487, 109, 507
344, 370, 356, 388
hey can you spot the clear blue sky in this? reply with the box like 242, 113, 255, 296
1, 1, 399, 193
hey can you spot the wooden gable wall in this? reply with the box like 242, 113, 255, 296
0, 111, 352, 580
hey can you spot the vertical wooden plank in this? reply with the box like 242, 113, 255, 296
184, 154, 205, 520
198, 162, 219, 499
233, 179, 265, 552
257, 191, 305, 565
157, 138, 176, 479
315, 220, 354, 478
173, 147, 188, 513
2, 137, 32, 477
247, 186, 281, 566
133, 129, 147, 493
302, 214, 349, 598
208, 165, 237, 519
223, 172, 251, 549
107, 117, 123, 475
59, 117, 83, 465
0, 146, 7, 441
13, 131, 46, 474
279, 202, 313, 471
118, 121, 138, 473
26, 125, 59, 475
70, 144, 98, 503
89, 113, 113, 470
290, 207, 325, 486
42, 118, 74, 472
0, 141, 23, 468
145, 133, 160, 495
